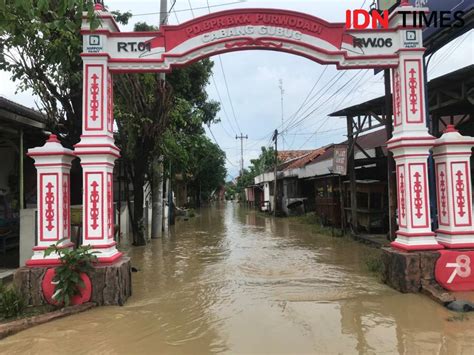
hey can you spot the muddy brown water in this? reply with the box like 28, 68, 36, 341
1, 202, 474, 354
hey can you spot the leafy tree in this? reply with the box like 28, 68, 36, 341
0, 0, 104, 146
229, 147, 279, 198
114, 21, 220, 245
164, 133, 226, 206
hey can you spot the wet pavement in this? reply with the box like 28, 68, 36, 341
1, 202, 474, 354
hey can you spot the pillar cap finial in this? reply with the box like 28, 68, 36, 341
47, 134, 60, 143
445, 124, 458, 133
94, 0, 104, 11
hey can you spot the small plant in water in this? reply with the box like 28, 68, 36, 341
44, 242, 98, 306
364, 253, 383, 273
447, 313, 470, 322
0, 282, 26, 320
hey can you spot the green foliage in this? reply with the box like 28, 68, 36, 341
163, 132, 226, 203
230, 146, 279, 197
44, 243, 97, 306
0, 0, 101, 145
0, 283, 26, 320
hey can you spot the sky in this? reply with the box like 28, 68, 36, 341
1, 0, 473, 180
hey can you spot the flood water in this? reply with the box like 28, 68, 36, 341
2, 202, 474, 354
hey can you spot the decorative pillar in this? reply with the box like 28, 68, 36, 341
75, 5, 122, 264
26, 135, 75, 266
433, 125, 474, 248
386, 4, 442, 251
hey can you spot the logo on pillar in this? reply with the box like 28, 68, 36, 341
408, 68, 418, 114
90, 73, 100, 121
90, 181, 100, 230
45, 182, 55, 231
455, 170, 466, 217
413, 172, 423, 219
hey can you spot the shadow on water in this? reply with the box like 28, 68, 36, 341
1, 202, 474, 354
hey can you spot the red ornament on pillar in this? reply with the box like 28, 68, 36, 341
26, 135, 75, 266
433, 125, 474, 248
387, 30, 442, 251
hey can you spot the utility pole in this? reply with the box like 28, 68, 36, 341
235, 133, 248, 176
151, 0, 167, 239
272, 129, 278, 216
279, 79, 284, 151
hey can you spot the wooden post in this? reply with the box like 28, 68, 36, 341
347, 116, 357, 233
384, 69, 396, 241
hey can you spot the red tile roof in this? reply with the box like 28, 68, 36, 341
277, 150, 312, 162
284, 147, 327, 170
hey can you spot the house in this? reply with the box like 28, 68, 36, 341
0, 97, 47, 269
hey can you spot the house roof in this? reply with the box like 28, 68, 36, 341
277, 150, 312, 162
329, 65, 474, 117
0, 96, 45, 123
284, 147, 327, 170
0, 96, 46, 130
309, 128, 388, 166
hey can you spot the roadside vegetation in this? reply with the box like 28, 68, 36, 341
290, 213, 385, 276
225, 147, 280, 200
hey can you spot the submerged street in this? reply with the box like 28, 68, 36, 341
2, 203, 474, 354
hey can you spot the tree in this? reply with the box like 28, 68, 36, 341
114, 22, 220, 245
229, 147, 280, 198
0, 0, 104, 146
164, 133, 226, 206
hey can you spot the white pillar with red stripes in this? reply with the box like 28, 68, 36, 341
433, 125, 474, 248
75, 6, 122, 263
26, 135, 75, 266
386, 5, 442, 251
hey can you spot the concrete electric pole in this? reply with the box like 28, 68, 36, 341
279, 79, 284, 151
272, 129, 278, 216
151, 0, 168, 239
235, 133, 248, 176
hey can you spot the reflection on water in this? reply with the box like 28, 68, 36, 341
1, 202, 474, 354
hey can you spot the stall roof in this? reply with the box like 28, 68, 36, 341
0, 96, 46, 130
329, 65, 474, 117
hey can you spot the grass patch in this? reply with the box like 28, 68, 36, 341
0, 283, 25, 321
0, 283, 58, 324
290, 213, 346, 238
364, 251, 383, 273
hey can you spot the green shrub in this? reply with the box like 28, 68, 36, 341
44, 243, 98, 306
0, 283, 26, 320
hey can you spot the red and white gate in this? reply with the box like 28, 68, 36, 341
26, 1, 474, 266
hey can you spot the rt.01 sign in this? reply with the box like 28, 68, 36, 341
435, 250, 474, 291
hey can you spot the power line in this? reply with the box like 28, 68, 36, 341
282, 71, 348, 134
131, 0, 246, 17
208, 127, 238, 168
296, 70, 368, 150
218, 56, 242, 133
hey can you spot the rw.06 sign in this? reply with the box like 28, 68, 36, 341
435, 250, 474, 291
